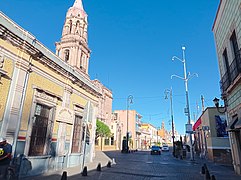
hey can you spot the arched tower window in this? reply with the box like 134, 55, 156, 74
80, 53, 83, 69
64, 49, 70, 62
76, 21, 80, 34
69, 20, 73, 34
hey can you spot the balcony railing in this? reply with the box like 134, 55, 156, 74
220, 49, 241, 93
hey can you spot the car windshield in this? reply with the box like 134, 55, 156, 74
151, 146, 160, 149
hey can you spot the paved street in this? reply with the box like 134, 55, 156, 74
79, 150, 239, 180
27, 150, 240, 180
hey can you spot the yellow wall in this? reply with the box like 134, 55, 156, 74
70, 93, 87, 109
66, 124, 72, 141
0, 36, 99, 147
0, 57, 14, 121
20, 72, 64, 131
71, 83, 99, 105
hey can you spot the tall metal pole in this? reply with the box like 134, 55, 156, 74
182, 47, 194, 161
171, 46, 196, 161
126, 95, 133, 153
82, 101, 90, 171
170, 88, 175, 157
126, 103, 129, 153
165, 88, 175, 156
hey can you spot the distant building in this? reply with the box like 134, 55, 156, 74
93, 80, 113, 151
113, 110, 142, 150
140, 123, 158, 149
157, 121, 171, 145
93, 80, 113, 125
213, 0, 241, 174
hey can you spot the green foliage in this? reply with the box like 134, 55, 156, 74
156, 142, 161, 146
96, 119, 111, 139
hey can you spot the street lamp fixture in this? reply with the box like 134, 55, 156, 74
171, 46, 197, 161
213, 97, 226, 113
126, 95, 133, 153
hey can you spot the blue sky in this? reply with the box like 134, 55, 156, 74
1, 0, 221, 135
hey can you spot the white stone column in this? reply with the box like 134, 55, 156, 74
56, 86, 72, 155
1, 62, 29, 155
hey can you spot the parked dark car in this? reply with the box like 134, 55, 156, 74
151, 146, 161, 155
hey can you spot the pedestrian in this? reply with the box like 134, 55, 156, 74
0, 137, 12, 179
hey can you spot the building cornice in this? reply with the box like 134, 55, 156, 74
212, 0, 223, 31
0, 11, 101, 97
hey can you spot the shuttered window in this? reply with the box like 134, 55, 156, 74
71, 115, 83, 153
29, 104, 52, 156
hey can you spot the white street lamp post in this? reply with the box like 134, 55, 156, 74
171, 46, 197, 161
126, 95, 133, 153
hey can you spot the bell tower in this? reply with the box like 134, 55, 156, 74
56, 0, 90, 75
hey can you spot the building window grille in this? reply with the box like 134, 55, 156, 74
223, 49, 230, 76
104, 138, 109, 145
29, 104, 52, 156
230, 30, 239, 57
229, 30, 241, 81
220, 49, 231, 92
71, 115, 83, 153
110, 137, 114, 145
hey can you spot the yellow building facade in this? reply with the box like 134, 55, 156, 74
140, 123, 158, 149
0, 0, 108, 177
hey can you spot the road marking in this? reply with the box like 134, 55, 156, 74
146, 161, 153, 164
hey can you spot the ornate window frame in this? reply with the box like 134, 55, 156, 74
69, 103, 84, 154
24, 87, 61, 156
0, 52, 7, 80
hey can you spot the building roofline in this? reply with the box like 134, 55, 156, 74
212, 0, 222, 31
0, 11, 100, 95
195, 106, 226, 123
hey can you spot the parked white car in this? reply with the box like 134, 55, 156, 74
162, 145, 169, 151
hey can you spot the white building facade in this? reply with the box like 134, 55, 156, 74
213, 0, 241, 175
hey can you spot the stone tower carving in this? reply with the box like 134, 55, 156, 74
56, 0, 90, 75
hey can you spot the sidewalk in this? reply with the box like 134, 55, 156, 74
22, 151, 112, 180
179, 152, 239, 180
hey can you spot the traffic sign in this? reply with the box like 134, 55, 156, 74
186, 124, 193, 133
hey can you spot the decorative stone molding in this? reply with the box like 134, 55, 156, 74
0, 53, 7, 80
36, 91, 56, 103
73, 103, 84, 113
33, 87, 62, 107
56, 106, 74, 125
64, 85, 73, 94
0, 53, 4, 68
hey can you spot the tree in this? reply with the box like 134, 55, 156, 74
95, 119, 111, 139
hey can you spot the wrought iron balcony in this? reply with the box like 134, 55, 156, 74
220, 50, 241, 94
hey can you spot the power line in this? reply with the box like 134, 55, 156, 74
114, 94, 185, 100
